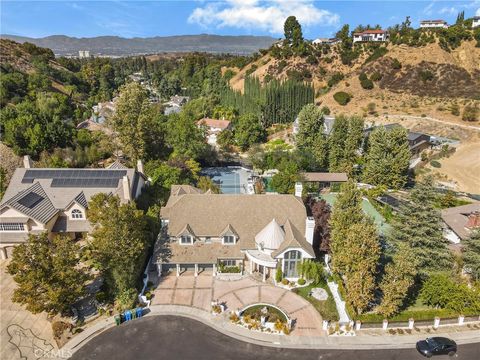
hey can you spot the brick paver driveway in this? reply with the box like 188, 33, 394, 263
152, 272, 324, 336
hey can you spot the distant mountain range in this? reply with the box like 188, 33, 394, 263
0, 34, 277, 56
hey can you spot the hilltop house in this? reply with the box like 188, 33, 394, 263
163, 95, 190, 115
420, 20, 448, 29
353, 29, 389, 43
312, 38, 341, 46
0, 157, 146, 259
153, 185, 315, 281
473, 16, 480, 28
197, 117, 232, 146
441, 203, 480, 244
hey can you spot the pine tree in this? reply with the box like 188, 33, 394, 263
377, 243, 418, 317
7, 233, 90, 315
363, 126, 410, 189
389, 179, 452, 276
330, 181, 365, 274
463, 230, 480, 281
296, 104, 328, 168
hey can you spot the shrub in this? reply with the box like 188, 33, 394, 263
298, 278, 306, 285
321, 105, 331, 115
370, 72, 383, 81
391, 58, 402, 70
359, 73, 374, 89
282, 278, 290, 285
327, 72, 344, 87
420, 69, 434, 83
333, 91, 352, 106
367, 102, 376, 114
430, 160, 441, 168
52, 321, 70, 339
450, 104, 460, 116
275, 268, 283, 283
365, 47, 388, 63
245, 64, 258, 77
462, 105, 479, 122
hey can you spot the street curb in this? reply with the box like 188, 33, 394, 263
63, 305, 480, 354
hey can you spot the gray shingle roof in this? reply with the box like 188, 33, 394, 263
2, 182, 58, 224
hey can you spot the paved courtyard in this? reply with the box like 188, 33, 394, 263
0, 260, 57, 360
152, 272, 325, 336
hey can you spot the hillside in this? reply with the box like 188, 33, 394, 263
228, 40, 480, 125
0, 34, 277, 56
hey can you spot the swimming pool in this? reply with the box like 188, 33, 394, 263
201, 166, 253, 194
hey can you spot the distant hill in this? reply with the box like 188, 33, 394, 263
0, 34, 277, 56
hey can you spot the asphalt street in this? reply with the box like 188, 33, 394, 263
72, 315, 480, 360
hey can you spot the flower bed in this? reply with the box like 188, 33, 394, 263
229, 304, 291, 335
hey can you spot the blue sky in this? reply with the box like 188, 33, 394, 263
1, 1, 479, 39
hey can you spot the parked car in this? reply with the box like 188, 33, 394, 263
416, 337, 457, 358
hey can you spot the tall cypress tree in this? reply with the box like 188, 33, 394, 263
363, 126, 410, 189
296, 104, 328, 169
389, 179, 452, 276
328, 115, 349, 171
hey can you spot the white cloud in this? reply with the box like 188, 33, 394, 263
188, 0, 339, 34
423, 2, 435, 16
476, 8, 480, 16
439, 6, 458, 16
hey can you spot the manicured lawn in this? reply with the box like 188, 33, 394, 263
293, 282, 339, 321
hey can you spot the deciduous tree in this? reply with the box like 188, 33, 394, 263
296, 104, 328, 168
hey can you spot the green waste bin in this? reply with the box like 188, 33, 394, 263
131, 309, 137, 319
114, 315, 121, 326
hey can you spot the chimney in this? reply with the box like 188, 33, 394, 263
136, 159, 144, 174
122, 175, 131, 201
295, 182, 303, 197
466, 211, 480, 229
305, 217, 315, 245
23, 155, 32, 169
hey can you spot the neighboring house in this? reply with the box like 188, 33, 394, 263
420, 20, 448, 29
441, 203, 480, 244
312, 38, 341, 45
473, 16, 480, 28
297, 174, 348, 193
163, 95, 190, 115
0, 157, 146, 259
76, 99, 116, 134
364, 123, 431, 157
293, 115, 335, 136
196, 118, 232, 146
154, 185, 315, 282
353, 29, 389, 43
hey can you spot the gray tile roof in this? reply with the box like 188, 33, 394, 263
74, 192, 88, 208
51, 216, 91, 233
2, 182, 58, 224
441, 203, 480, 240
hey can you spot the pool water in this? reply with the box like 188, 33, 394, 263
201, 166, 252, 194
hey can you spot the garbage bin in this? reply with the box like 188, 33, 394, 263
114, 315, 121, 326
136, 307, 143, 318
124, 310, 132, 321
131, 309, 137, 319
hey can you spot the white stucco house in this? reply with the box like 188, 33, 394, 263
473, 16, 480, 28
420, 20, 448, 29
0, 156, 146, 259
196, 117, 232, 146
353, 29, 389, 43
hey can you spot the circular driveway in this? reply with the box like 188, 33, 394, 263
71, 316, 480, 360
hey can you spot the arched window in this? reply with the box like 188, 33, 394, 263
283, 250, 302, 278
72, 209, 83, 219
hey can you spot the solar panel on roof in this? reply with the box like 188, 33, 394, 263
22, 169, 127, 184
17, 192, 44, 208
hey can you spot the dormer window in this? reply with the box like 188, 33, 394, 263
223, 235, 235, 245
72, 209, 83, 219
180, 235, 193, 245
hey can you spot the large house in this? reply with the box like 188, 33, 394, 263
0, 157, 146, 259
312, 38, 341, 46
163, 95, 190, 116
420, 20, 448, 29
353, 29, 389, 43
196, 117, 232, 146
473, 16, 480, 28
154, 185, 315, 281
441, 203, 480, 244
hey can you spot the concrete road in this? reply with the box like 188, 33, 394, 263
72, 316, 480, 360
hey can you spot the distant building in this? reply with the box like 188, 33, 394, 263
163, 95, 190, 116
353, 29, 389, 43
293, 115, 335, 136
0, 157, 147, 259
197, 118, 232, 146
420, 20, 448, 29
312, 38, 341, 46
78, 50, 90, 58
441, 203, 480, 244
473, 16, 480, 28
76, 99, 116, 134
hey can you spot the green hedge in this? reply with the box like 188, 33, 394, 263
357, 308, 480, 323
